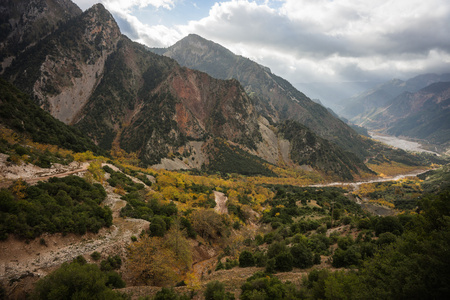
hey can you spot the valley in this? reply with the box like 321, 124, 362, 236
0, 1, 449, 299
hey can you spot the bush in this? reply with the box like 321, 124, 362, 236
0, 176, 111, 240
100, 255, 122, 271
290, 243, 313, 269
32, 261, 126, 299
149, 216, 167, 237
204, 281, 234, 300
375, 216, 403, 236
332, 246, 361, 268
91, 251, 101, 261
239, 250, 255, 268
241, 272, 300, 300
274, 252, 294, 272
152, 287, 190, 300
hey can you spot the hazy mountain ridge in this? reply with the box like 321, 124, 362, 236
384, 82, 450, 148
339, 73, 450, 120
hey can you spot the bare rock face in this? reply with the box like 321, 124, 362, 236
33, 4, 121, 124
4, 3, 121, 124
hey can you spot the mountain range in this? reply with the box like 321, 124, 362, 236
0, 0, 426, 180
337, 73, 450, 120
336, 73, 450, 150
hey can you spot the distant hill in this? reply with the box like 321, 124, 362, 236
383, 82, 450, 148
349, 81, 450, 149
338, 73, 450, 120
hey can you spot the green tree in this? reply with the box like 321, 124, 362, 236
32, 261, 126, 300
290, 243, 313, 269
274, 252, 294, 272
204, 281, 234, 300
239, 250, 255, 268
150, 216, 167, 237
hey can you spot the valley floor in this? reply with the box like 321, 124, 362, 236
369, 131, 440, 155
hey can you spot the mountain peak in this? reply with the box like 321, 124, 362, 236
155, 34, 368, 157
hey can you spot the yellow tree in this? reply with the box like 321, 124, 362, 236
127, 236, 183, 286
10, 179, 27, 200
164, 221, 193, 270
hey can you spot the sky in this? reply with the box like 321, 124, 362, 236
72, 0, 450, 102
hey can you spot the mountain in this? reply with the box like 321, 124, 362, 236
152, 34, 368, 158
338, 73, 450, 120
4, 3, 121, 124
362, 82, 450, 148
0, 2, 394, 179
0, 0, 82, 73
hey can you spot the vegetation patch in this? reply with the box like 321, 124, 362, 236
0, 176, 111, 240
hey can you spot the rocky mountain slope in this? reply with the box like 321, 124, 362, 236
152, 34, 368, 158
0, 0, 82, 73
4, 3, 121, 124
0, 77, 104, 155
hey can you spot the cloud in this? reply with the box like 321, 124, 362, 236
73, 0, 450, 98
177, 0, 450, 84
103, 0, 175, 12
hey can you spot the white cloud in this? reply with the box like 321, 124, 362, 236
72, 0, 450, 98
176, 0, 450, 84
103, 0, 175, 12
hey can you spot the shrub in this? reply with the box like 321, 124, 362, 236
32, 261, 126, 299
90, 251, 101, 261
239, 250, 255, 268
274, 252, 294, 272
290, 243, 313, 269
204, 281, 234, 300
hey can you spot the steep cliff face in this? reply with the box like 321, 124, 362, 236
71, 34, 261, 166
5, 3, 121, 124
153, 34, 368, 158
0, 0, 82, 71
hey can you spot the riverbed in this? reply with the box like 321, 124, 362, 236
369, 132, 439, 155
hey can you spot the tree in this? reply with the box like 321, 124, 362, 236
190, 209, 226, 240
127, 236, 183, 286
32, 261, 126, 300
163, 223, 193, 270
290, 243, 313, 269
275, 252, 294, 272
375, 216, 403, 236
149, 216, 167, 237
239, 250, 255, 268
204, 281, 234, 300
152, 287, 190, 300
